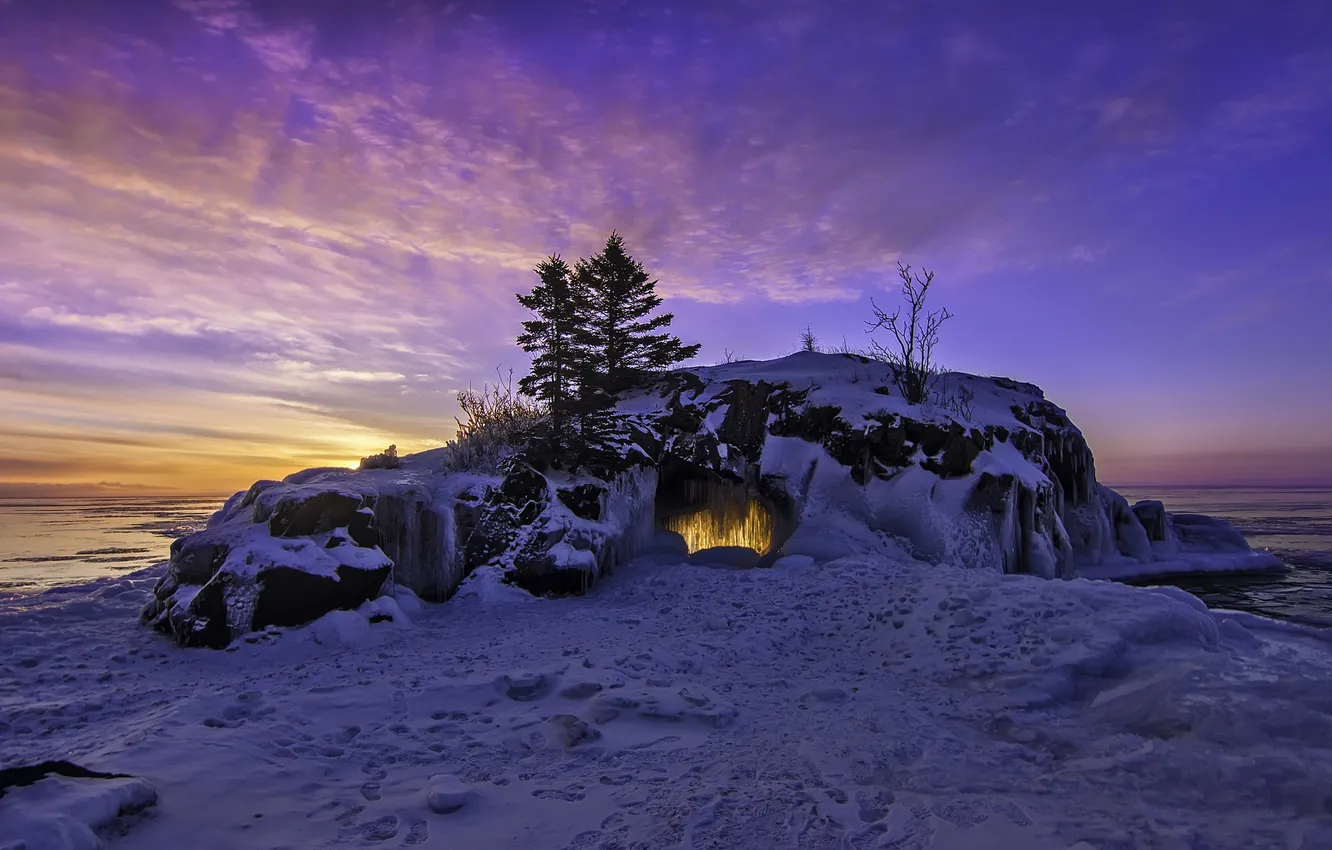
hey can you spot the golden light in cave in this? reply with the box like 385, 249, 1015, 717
662, 498, 775, 555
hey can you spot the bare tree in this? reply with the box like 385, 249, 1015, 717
799, 325, 819, 353
865, 262, 953, 404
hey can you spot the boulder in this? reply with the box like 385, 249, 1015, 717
142, 485, 394, 648
268, 489, 363, 538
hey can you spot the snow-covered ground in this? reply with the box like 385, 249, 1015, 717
4, 550, 1331, 850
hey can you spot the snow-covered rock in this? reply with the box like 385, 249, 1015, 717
139, 485, 395, 648
141, 352, 1281, 647
0, 767, 156, 850
424, 774, 478, 814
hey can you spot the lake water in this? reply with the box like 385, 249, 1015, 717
0, 488, 1329, 627
0, 497, 224, 595
1115, 485, 1332, 628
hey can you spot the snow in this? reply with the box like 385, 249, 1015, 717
425, 774, 479, 814
0, 774, 156, 850
3, 551, 1331, 849
661, 352, 1040, 437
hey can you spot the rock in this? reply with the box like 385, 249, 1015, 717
425, 774, 478, 814
500, 671, 549, 701
167, 538, 229, 584
0, 761, 133, 798
498, 461, 548, 506
0, 770, 158, 850
1133, 500, 1169, 542
347, 508, 379, 548
932, 429, 983, 479
143, 479, 395, 648
547, 713, 601, 748
252, 564, 392, 632
268, 490, 364, 538
716, 379, 776, 460
557, 484, 605, 521
967, 472, 1015, 514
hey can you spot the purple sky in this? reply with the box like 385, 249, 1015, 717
2, 0, 1330, 494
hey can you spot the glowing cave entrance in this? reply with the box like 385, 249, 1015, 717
662, 493, 775, 555
654, 467, 782, 559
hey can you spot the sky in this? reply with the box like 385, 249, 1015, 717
1, 0, 1330, 496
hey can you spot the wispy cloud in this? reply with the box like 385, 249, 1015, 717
0, 0, 1328, 489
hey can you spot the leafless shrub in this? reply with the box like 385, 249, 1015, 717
442, 368, 547, 472
359, 444, 400, 470
933, 381, 975, 422
866, 262, 953, 405
719, 348, 740, 364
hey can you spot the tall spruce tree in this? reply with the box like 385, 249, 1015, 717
576, 232, 700, 398
515, 254, 585, 430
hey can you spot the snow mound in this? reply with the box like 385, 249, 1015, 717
0, 775, 156, 850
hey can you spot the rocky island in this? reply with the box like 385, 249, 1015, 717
142, 352, 1282, 648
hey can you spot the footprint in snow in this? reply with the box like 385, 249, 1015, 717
931, 798, 989, 829
987, 798, 1032, 827
336, 804, 365, 826
400, 818, 428, 846
359, 814, 400, 842
532, 786, 587, 802
361, 763, 389, 781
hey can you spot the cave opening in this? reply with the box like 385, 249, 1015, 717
654, 461, 788, 561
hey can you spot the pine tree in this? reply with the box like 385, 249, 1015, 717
576, 232, 700, 398
515, 254, 585, 431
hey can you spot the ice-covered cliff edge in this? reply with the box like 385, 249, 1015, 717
141, 352, 1282, 647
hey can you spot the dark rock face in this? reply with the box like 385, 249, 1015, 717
1133, 500, 1169, 542
268, 490, 363, 538
168, 541, 229, 585
968, 472, 1016, 514
716, 380, 775, 460
252, 564, 394, 631
558, 484, 605, 521
464, 461, 551, 571
169, 575, 230, 649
